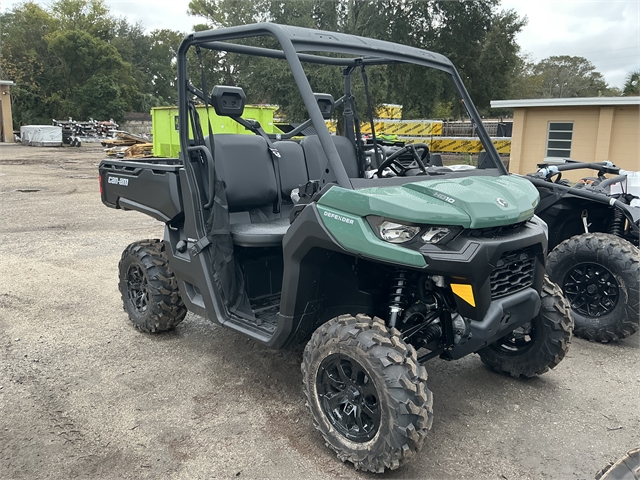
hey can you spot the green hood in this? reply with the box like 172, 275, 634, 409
317, 175, 539, 229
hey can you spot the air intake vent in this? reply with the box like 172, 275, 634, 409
490, 248, 535, 298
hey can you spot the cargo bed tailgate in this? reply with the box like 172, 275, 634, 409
99, 159, 183, 223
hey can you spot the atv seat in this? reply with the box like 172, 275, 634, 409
210, 134, 291, 247
228, 217, 291, 247
300, 135, 360, 179
274, 140, 309, 200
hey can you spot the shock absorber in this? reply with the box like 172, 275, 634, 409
609, 208, 624, 237
388, 270, 409, 328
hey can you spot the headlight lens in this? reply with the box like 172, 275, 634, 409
378, 221, 421, 243
421, 226, 451, 244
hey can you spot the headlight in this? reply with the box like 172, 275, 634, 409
378, 221, 421, 243
421, 226, 451, 244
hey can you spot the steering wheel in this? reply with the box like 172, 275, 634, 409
377, 143, 430, 178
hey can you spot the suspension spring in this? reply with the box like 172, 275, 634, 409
388, 270, 409, 328
609, 208, 624, 237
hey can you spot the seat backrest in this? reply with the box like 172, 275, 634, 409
273, 140, 308, 198
300, 135, 360, 180
210, 134, 278, 213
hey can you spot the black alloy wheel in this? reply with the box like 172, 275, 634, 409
316, 353, 381, 442
492, 322, 536, 356
562, 263, 619, 317
126, 263, 150, 315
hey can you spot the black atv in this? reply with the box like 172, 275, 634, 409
99, 23, 572, 472
527, 160, 640, 342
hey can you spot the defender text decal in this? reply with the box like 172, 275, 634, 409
323, 211, 354, 225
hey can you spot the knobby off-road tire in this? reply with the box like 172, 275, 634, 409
547, 233, 640, 342
118, 239, 187, 333
478, 276, 572, 378
595, 447, 640, 480
301, 314, 433, 473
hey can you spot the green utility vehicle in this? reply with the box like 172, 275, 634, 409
99, 24, 572, 472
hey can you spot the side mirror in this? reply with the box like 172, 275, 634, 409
211, 85, 246, 117
314, 93, 334, 120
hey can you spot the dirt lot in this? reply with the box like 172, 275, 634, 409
1, 143, 638, 479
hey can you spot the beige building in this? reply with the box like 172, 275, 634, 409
1, 80, 15, 143
490, 97, 639, 178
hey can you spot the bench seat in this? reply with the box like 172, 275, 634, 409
229, 217, 290, 247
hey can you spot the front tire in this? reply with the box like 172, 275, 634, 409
118, 239, 187, 332
547, 233, 640, 342
302, 314, 433, 472
478, 276, 572, 378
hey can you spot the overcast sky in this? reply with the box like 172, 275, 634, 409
2, 0, 639, 90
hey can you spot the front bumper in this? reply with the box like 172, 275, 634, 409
445, 287, 541, 360
417, 217, 547, 322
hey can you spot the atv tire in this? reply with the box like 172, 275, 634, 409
595, 447, 640, 480
478, 276, 572, 378
547, 233, 640, 342
118, 239, 187, 332
302, 314, 433, 473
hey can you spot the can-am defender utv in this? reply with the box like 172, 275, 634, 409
527, 160, 640, 342
99, 23, 572, 472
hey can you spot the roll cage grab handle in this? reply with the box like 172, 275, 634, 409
176, 22, 507, 194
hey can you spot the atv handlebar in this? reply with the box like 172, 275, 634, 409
536, 161, 620, 179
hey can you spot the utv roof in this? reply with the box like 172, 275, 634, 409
183, 22, 455, 70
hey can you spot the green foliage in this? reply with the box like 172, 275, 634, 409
75, 75, 128, 120
505, 55, 617, 101
532, 56, 609, 98
433, 101, 454, 119
1, 0, 184, 127
185, 0, 526, 120
8, 0, 616, 129
623, 71, 639, 96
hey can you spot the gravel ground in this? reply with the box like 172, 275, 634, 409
0, 143, 638, 479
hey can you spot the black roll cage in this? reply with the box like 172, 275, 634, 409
177, 23, 507, 186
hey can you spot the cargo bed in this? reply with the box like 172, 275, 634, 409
99, 158, 184, 223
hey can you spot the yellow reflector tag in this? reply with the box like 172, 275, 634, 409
450, 284, 476, 307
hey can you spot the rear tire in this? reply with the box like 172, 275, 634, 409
118, 239, 187, 332
595, 447, 640, 480
547, 233, 639, 342
478, 276, 572, 378
301, 314, 433, 472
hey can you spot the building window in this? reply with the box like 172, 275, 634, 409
546, 122, 573, 158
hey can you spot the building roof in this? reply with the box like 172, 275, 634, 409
491, 96, 640, 109
0, 80, 15, 86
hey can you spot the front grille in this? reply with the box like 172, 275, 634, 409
490, 248, 535, 298
466, 222, 526, 238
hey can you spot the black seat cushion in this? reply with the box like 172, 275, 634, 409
273, 140, 308, 197
211, 134, 278, 212
300, 135, 360, 179
229, 217, 290, 247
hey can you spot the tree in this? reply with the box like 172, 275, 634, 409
45, 29, 136, 121
49, 0, 116, 40
0, 3, 58, 125
1, 0, 184, 126
532, 56, 609, 98
185, 0, 526, 119
623, 71, 639, 96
